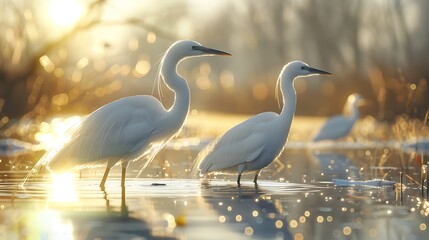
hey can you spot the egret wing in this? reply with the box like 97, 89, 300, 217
199, 133, 265, 173
313, 115, 354, 141
198, 112, 277, 173
47, 95, 167, 171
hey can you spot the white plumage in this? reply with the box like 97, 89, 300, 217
196, 61, 331, 186
313, 93, 363, 142
23, 40, 230, 188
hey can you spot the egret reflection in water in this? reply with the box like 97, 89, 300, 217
201, 185, 292, 239
21, 40, 230, 188
311, 151, 360, 181
196, 61, 331, 186
52, 185, 178, 240
69, 187, 176, 240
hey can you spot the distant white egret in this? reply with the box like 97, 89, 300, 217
196, 61, 330, 186
313, 93, 364, 142
25, 40, 230, 188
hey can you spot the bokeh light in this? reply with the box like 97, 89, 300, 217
49, 173, 77, 202
48, 0, 84, 27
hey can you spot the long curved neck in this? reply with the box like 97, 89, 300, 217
349, 101, 359, 120
160, 55, 190, 123
279, 71, 297, 124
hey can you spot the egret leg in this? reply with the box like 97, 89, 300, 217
253, 170, 261, 185
101, 187, 110, 210
121, 166, 126, 187
237, 164, 246, 187
121, 185, 128, 217
100, 166, 111, 188
121, 161, 129, 188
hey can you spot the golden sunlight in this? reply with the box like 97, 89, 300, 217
26, 210, 74, 239
49, 173, 78, 202
35, 116, 81, 148
48, 0, 84, 27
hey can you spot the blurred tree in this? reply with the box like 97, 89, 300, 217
191, 0, 429, 121
0, 0, 428, 126
0, 0, 175, 123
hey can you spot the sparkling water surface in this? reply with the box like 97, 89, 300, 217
1, 115, 428, 239
1, 147, 428, 240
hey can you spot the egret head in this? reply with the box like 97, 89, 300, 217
348, 93, 363, 102
167, 40, 231, 62
157, 40, 230, 99
275, 61, 330, 107
343, 93, 365, 115
348, 93, 365, 106
282, 61, 331, 81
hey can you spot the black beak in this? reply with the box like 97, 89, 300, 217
303, 66, 331, 75
192, 46, 231, 56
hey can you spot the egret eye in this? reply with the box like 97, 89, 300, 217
192, 46, 199, 51
301, 66, 306, 70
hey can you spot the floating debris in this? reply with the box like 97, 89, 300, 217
151, 183, 167, 186
332, 178, 395, 187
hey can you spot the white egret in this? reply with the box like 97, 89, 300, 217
196, 61, 331, 186
313, 93, 364, 142
25, 40, 230, 188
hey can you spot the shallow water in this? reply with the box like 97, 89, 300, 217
1, 143, 428, 240
1, 178, 428, 240
1, 114, 428, 239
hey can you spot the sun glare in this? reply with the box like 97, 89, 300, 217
48, 0, 84, 27
28, 210, 74, 240
49, 173, 77, 202
35, 116, 81, 148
